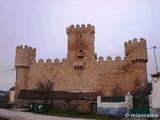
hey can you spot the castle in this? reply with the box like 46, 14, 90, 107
15, 24, 148, 106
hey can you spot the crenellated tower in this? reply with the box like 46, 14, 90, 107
124, 38, 148, 63
15, 45, 36, 67
124, 38, 148, 88
66, 24, 96, 61
15, 45, 36, 106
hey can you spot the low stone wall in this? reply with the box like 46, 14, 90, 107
17, 90, 98, 112
53, 99, 90, 113
17, 99, 91, 113
97, 96, 130, 117
16, 99, 44, 108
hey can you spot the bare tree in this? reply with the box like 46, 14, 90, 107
37, 81, 45, 91
131, 79, 142, 95
111, 84, 124, 96
36, 79, 54, 106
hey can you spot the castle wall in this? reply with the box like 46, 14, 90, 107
25, 54, 147, 96
27, 58, 99, 92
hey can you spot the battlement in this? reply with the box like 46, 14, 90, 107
124, 38, 148, 63
97, 56, 123, 63
66, 24, 95, 34
16, 45, 36, 52
124, 38, 146, 46
36, 58, 68, 65
15, 45, 36, 68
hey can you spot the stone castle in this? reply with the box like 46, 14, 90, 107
15, 24, 148, 105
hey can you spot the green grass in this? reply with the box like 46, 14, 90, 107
43, 109, 121, 120
0, 103, 14, 109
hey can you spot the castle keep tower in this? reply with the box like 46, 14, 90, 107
66, 24, 96, 61
15, 45, 36, 105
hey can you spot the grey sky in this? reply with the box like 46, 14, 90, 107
0, 0, 160, 90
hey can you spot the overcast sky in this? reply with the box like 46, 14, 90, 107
0, 0, 160, 91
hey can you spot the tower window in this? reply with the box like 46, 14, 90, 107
78, 50, 84, 59
79, 50, 83, 53
79, 34, 82, 37
126, 53, 129, 56
79, 43, 83, 49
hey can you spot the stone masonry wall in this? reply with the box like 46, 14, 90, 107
25, 54, 147, 96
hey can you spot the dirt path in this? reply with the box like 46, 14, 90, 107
0, 109, 93, 120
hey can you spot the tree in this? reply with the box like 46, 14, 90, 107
36, 79, 54, 106
111, 84, 124, 96
131, 79, 151, 109
131, 78, 151, 96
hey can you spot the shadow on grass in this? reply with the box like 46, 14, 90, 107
42, 109, 121, 120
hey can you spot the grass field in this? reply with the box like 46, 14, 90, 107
43, 109, 121, 120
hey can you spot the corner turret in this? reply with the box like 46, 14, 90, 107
14, 45, 36, 107
15, 45, 36, 68
124, 38, 148, 63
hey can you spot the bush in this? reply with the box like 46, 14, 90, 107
0, 103, 14, 109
